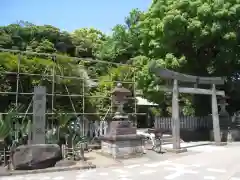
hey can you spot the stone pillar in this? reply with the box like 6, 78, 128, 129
211, 84, 226, 145
170, 79, 187, 153
32, 86, 46, 144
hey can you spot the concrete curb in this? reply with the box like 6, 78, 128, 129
95, 150, 145, 160
162, 142, 213, 150
0, 162, 96, 177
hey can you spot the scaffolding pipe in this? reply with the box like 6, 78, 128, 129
52, 57, 56, 129
15, 55, 20, 108
0, 91, 137, 100
22, 66, 50, 119
0, 48, 131, 66
0, 112, 146, 115
57, 63, 77, 118
0, 71, 134, 83
82, 62, 85, 136
14, 55, 21, 140
0, 51, 138, 133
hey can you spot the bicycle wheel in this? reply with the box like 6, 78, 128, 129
144, 137, 153, 150
153, 139, 162, 153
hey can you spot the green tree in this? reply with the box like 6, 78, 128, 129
35, 39, 56, 53
0, 31, 12, 49
71, 28, 106, 58
138, 0, 240, 74
97, 9, 143, 63
0, 23, 76, 55
123, 0, 240, 115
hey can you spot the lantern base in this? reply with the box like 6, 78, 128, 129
99, 121, 144, 159
100, 135, 144, 159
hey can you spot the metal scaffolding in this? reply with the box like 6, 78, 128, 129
0, 48, 140, 120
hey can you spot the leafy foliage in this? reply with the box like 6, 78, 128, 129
0, 108, 17, 140
99, 0, 240, 115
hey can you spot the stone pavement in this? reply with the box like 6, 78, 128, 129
1, 143, 240, 180
85, 151, 121, 167
86, 147, 198, 167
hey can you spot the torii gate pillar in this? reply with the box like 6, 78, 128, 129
170, 79, 187, 153
212, 84, 227, 146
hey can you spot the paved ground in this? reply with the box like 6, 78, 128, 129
1, 143, 240, 180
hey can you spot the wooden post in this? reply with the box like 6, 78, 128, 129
211, 84, 221, 145
172, 79, 180, 149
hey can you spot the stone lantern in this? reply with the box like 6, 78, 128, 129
218, 96, 230, 142
111, 83, 131, 120
99, 83, 144, 159
218, 96, 229, 113
179, 99, 185, 117
218, 96, 230, 128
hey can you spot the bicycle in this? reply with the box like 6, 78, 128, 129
142, 128, 163, 153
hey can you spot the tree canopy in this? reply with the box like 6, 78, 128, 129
1, 0, 240, 117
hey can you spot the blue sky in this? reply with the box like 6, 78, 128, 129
0, 0, 152, 33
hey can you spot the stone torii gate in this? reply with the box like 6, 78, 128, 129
150, 62, 226, 153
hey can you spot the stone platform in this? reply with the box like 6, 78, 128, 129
100, 121, 144, 159
101, 135, 144, 159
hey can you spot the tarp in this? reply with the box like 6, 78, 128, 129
136, 96, 158, 106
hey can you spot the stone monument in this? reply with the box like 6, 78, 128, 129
12, 86, 62, 170
218, 97, 230, 142
32, 86, 46, 144
100, 83, 144, 159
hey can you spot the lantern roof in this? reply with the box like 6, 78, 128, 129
112, 83, 131, 95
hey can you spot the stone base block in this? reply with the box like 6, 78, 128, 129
101, 139, 144, 159
226, 129, 240, 141
209, 130, 229, 142
165, 148, 187, 154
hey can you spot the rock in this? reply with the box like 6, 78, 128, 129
12, 144, 62, 170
